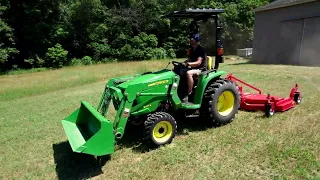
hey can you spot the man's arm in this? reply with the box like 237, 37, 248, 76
186, 57, 202, 68
185, 47, 205, 68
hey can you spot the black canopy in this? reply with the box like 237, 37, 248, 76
163, 8, 224, 20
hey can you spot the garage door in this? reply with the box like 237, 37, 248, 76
300, 16, 320, 66
279, 19, 304, 65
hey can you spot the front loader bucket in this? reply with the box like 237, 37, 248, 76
61, 101, 115, 156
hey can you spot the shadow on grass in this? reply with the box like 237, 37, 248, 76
115, 116, 219, 154
226, 60, 254, 66
51, 116, 221, 179
52, 142, 110, 180
225, 59, 296, 67
239, 109, 279, 119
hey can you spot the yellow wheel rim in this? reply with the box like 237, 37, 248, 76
217, 90, 235, 116
152, 121, 173, 143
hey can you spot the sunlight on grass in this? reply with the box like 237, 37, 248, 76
0, 57, 320, 179
0, 60, 172, 101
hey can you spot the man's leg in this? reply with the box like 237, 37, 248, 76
183, 69, 201, 102
186, 69, 201, 94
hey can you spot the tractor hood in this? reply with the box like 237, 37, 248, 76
117, 69, 175, 89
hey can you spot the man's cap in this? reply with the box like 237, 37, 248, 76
190, 33, 200, 42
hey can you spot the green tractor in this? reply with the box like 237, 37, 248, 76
61, 8, 240, 156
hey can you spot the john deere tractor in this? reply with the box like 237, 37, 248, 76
61, 8, 240, 156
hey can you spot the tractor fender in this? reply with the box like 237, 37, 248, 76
193, 70, 226, 105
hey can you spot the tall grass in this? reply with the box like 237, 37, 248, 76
0, 60, 174, 101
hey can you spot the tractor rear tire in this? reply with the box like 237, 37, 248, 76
201, 78, 240, 126
144, 112, 177, 146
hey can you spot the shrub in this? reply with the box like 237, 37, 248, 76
131, 32, 158, 49
144, 47, 153, 60
131, 49, 145, 60
45, 43, 68, 68
150, 48, 167, 59
0, 47, 18, 64
24, 55, 45, 68
166, 48, 176, 59
119, 44, 133, 60
91, 42, 112, 61
81, 56, 93, 65
69, 58, 82, 66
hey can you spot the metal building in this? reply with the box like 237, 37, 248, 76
252, 0, 320, 66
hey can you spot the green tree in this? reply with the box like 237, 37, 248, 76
0, 1, 18, 70
45, 43, 68, 68
0, 0, 273, 70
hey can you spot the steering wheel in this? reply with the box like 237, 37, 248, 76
172, 61, 184, 67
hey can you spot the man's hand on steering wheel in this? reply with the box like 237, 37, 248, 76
172, 61, 181, 66
171, 60, 190, 68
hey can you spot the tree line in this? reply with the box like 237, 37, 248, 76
0, 0, 272, 71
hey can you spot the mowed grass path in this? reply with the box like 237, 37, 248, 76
0, 58, 320, 179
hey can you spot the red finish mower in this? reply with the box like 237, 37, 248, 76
226, 73, 302, 117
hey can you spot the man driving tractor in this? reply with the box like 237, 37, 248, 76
182, 33, 207, 103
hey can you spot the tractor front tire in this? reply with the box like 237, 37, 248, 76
201, 78, 240, 126
144, 112, 177, 146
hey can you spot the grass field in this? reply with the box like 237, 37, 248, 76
1, 57, 320, 179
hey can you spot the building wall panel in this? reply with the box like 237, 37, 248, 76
252, 1, 320, 66
300, 17, 320, 66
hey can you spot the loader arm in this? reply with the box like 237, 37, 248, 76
100, 74, 180, 139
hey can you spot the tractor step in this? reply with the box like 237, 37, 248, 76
181, 102, 201, 109
186, 114, 200, 118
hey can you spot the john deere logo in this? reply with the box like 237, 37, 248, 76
143, 104, 152, 108
148, 80, 169, 87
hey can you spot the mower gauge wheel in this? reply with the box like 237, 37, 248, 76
294, 93, 302, 104
265, 105, 274, 118
297, 99, 301, 104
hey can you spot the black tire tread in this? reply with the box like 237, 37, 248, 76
143, 112, 177, 145
200, 78, 240, 126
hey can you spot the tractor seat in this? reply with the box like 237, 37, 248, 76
192, 56, 213, 80
207, 56, 213, 70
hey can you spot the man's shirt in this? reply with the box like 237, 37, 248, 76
189, 45, 207, 70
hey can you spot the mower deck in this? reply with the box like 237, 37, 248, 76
226, 73, 302, 117
240, 93, 296, 112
